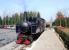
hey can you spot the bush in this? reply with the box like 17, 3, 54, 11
54, 27, 69, 49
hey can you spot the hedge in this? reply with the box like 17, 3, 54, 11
54, 27, 69, 49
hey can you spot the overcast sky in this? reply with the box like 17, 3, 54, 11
0, 0, 69, 21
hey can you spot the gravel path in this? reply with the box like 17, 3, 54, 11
30, 28, 66, 50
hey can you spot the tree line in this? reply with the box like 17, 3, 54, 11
53, 11, 69, 28
0, 11, 41, 25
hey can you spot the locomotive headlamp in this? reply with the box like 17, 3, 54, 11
20, 22, 29, 33
22, 22, 28, 27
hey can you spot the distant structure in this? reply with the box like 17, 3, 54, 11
46, 17, 53, 28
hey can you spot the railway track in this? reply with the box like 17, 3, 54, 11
0, 41, 19, 50
0, 41, 32, 50
0, 29, 32, 50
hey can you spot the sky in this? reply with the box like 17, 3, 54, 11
0, 0, 69, 21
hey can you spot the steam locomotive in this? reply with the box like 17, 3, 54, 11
16, 12, 46, 45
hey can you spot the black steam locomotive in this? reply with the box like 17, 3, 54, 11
16, 12, 46, 45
